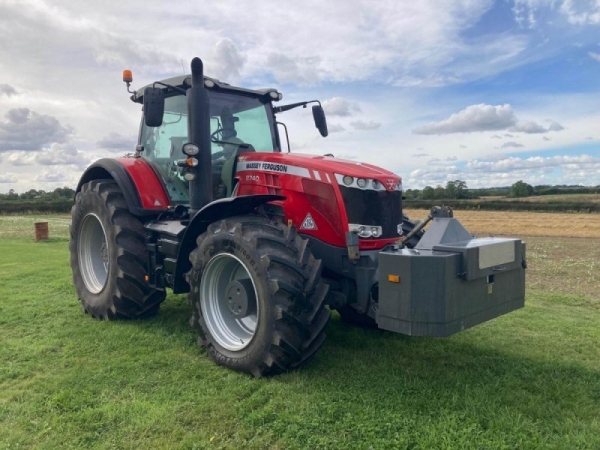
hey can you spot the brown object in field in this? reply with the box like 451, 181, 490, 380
34, 222, 49, 241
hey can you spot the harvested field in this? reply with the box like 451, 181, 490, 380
404, 208, 600, 238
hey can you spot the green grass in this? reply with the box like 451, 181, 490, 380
0, 224, 599, 448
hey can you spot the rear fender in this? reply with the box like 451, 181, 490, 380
76, 158, 170, 216
172, 194, 285, 293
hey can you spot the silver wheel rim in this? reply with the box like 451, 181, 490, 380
78, 213, 109, 294
200, 253, 259, 351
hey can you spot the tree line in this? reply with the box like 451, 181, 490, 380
0, 187, 75, 214
404, 180, 600, 200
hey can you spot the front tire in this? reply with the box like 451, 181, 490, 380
188, 215, 330, 377
69, 179, 166, 320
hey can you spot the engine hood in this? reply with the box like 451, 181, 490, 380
237, 152, 401, 181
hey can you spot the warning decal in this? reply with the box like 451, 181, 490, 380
300, 213, 317, 230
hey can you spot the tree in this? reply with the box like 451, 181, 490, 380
445, 181, 457, 199
455, 180, 468, 199
421, 186, 435, 200
434, 185, 445, 199
510, 180, 534, 198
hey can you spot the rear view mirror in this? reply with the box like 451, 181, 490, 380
143, 87, 164, 127
312, 105, 328, 137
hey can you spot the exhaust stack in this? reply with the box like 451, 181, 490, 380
187, 57, 212, 214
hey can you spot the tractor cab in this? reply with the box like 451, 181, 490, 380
132, 76, 282, 204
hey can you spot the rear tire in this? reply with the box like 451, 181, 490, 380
69, 179, 165, 320
188, 215, 330, 377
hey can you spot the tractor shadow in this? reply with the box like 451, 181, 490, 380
294, 315, 600, 430
133, 297, 600, 434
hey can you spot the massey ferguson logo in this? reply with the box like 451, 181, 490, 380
385, 179, 397, 191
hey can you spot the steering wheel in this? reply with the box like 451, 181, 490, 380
211, 128, 222, 142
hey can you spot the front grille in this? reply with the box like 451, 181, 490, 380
339, 186, 402, 238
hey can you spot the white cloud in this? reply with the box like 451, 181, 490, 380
350, 120, 381, 130
412, 153, 430, 157
512, 0, 543, 28
413, 103, 564, 135
589, 51, 600, 62
96, 132, 136, 152
0, 0, 598, 193
0, 173, 17, 183
466, 154, 600, 172
512, 0, 600, 27
4, 143, 91, 169
413, 104, 516, 134
510, 120, 546, 133
322, 97, 361, 117
0, 84, 17, 96
501, 141, 525, 148
0, 108, 73, 152
266, 53, 322, 84
35, 171, 68, 182
404, 153, 600, 189
211, 39, 247, 80
560, 0, 600, 25
327, 123, 346, 133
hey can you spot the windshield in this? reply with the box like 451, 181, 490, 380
139, 91, 278, 203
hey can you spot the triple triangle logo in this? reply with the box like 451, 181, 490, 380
300, 213, 317, 230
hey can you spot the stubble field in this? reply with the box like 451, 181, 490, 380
0, 211, 599, 449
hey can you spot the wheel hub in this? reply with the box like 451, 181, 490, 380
226, 279, 256, 317
78, 213, 110, 294
100, 241, 109, 270
199, 253, 260, 351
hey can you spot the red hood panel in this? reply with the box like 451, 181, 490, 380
238, 152, 401, 181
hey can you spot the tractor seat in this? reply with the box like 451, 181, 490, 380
169, 136, 188, 159
221, 139, 255, 197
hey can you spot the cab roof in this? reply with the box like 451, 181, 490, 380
131, 75, 278, 104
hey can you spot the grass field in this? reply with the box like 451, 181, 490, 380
1, 214, 599, 449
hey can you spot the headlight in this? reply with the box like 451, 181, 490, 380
349, 224, 382, 238
182, 143, 199, 156
372, 180, 380, 189
182, 169, 196, 181
343, 175, 354, 186
204, 80, 215, 88
371, 227, 382, 238
357, 178, 367, 188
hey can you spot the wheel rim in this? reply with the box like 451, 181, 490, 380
200, 253, 259, 351
78, 213, 109, 294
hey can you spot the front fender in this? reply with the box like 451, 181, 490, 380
172, 194, 285, 293
76, 158, 170, 217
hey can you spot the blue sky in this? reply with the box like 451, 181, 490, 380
0, 0, 599, 191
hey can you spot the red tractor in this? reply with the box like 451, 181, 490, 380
70, 57, 526, 377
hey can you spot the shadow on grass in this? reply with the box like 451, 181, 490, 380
132, 294, 600, 441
